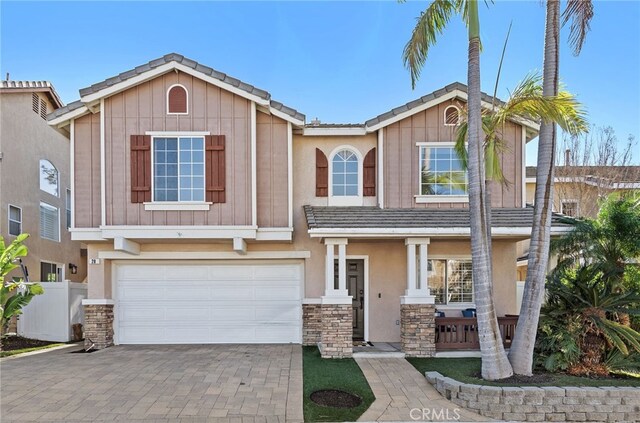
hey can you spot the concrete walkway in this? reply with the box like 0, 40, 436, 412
1, 344, 303, 422
355, 357, 492, 422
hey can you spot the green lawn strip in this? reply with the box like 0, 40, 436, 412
303, 346, 375, 422
407, 357, 640, 387
0, 343, 65, 358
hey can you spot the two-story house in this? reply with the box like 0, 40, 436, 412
48, 53, 571, 357
0, 80, 87, 285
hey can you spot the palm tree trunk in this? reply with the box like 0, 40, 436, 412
509, 0, 560, 375
467, 0, 513, 381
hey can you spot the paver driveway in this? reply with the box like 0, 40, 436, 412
1, 344, 303, 422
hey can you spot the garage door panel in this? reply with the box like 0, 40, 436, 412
116, 263, 302, 344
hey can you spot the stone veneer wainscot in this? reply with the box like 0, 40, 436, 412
83, 302, 114, 350
319, 304, 352, 358
401, 303, 436, 357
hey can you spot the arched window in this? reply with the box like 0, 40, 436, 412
167, 84, 188, 114
331, 149, 359, 197
39, 159, 59, 196
444, 105, 460, 126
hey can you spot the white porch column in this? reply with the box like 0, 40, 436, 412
401, 238, 434, 304
322, 238, 349, 300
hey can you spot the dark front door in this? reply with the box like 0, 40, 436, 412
334, 259, 365, 340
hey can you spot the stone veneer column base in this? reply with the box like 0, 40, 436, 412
302, 303, 322, 346
83, 303, 114, 349
319, 303, 353, 358
401, 303, 436, 357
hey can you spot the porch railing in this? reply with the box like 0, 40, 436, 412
434, 316, 519, 351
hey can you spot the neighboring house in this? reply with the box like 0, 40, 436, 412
48, 53, 571, 357
516, 165, 640, 281
0, 80, 87, 284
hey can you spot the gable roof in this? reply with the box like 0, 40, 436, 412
48, 53, 305, 126
0, 80, 64, 109
363, 82, 540, 138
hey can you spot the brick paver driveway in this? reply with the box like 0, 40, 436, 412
1, 344, 303, 422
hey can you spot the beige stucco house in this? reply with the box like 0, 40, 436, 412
48, 53, 571, 357
517, 165, 640, 281
0, 81, 87, 284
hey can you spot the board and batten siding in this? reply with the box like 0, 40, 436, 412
256, 111, 289, 227
383, 100, 523, 209
74, 112, 101, 228
98, 70, 252, 226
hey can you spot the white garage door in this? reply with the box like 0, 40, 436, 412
115, 262, 302, 344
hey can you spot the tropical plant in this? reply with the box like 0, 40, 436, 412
453, 72, 588, 188
510, 0, 595, 376
0, 235, 43, 350
403, 0, 513, 379
537, 264, 640, 376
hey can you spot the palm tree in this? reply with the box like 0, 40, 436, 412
509, 0, 594, 375
404, 0, 513, 380
453, 73, 588, 195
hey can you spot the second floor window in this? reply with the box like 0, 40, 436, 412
39, 159, 59, 196
419, 144, 468, 196
331, 149, 359, 197
66, 188, 72, 230
40, 202, 60, 242
153, 137, 205, 202
8, 205, 22, 236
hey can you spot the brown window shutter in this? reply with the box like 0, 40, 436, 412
363, 147, 376, 196
205, 135, 226, 203
168, 85, 187, 114
316, 148, 328, 197
130, 135, 152, 203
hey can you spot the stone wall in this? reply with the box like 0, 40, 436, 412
319, 304, 352, 358
426, 371, 640, 422
303, 304, 322, 346
83, 304, 114, 349
400, 303, 436, 357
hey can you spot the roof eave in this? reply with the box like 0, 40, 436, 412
308, 226, 572, 238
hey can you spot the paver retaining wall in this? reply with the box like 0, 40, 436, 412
426, 371, 640, 422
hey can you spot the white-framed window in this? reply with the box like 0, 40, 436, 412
329, 146, 362, 206
39, 159, 59, 196
561, 200, 579, 217
167, 84, 188, 115
152, 136, 205, 202
8, 205, 22, 236
444, 105, 461, 126
40, 261, 62, 282
418, 143, 468, 201
66, 188, 72, 230
39, 202, 60, 242
428, 259, 474, 305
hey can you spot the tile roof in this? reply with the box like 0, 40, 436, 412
50, 53, 304, 123
526, 166, 640, 182
0, 80, 64, 108
303, 206, 573, 229
364, 82, 505, 128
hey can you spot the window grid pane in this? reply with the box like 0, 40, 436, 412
153, 137, 205, 202
420, 146, 468, 196
332, 150, 358, 197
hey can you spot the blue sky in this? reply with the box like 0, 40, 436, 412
1, 1, 638, 165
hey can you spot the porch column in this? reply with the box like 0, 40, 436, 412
320, 238, 352, 358
401, 238, 436, 358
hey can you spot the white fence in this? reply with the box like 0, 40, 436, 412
18, 281, 88, 342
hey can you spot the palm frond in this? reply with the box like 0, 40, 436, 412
403, 0, 460, 88
562, 0, 594, 56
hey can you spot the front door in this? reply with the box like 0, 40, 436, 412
334, 259, 365, 340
